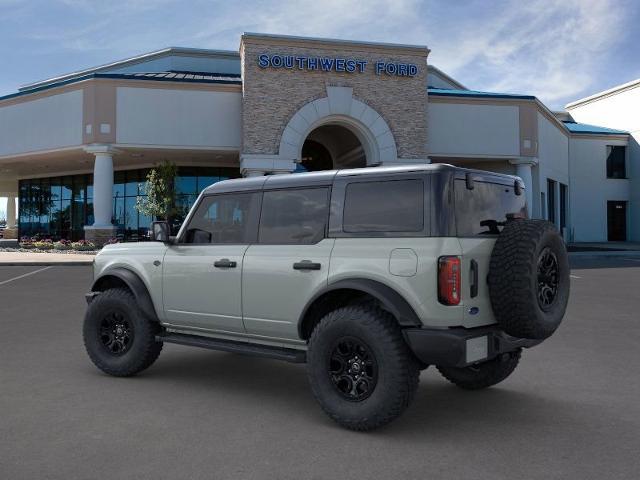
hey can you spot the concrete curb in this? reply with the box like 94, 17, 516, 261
569, 250, 640, 258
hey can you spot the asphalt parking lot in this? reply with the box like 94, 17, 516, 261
1, 257, 639, 480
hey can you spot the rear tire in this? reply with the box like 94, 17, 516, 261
83, 288, 163, 377
307, 305, 420, 431
437, 349, 521, 390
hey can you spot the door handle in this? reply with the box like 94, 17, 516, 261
293, 261, 321, 271
214, 258, 237, 268
470, 259, 478, 298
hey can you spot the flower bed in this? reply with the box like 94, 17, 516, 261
0, 236, 102, 254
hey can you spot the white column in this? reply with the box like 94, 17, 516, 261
243, 169, 266, 178
510, 158, 538, 218
6, 195, 16, 229
84, 145, 119, 228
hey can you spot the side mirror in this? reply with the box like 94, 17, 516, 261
151, 221, 170, 243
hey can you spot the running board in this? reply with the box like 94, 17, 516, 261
156, 332, 307, 363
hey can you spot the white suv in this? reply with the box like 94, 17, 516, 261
84, 164, 569, 431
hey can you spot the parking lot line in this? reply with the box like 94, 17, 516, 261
570, 274, 581, 279
0, 266, 52, 287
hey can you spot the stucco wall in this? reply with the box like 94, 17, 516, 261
427, 102, 520, 157
568, 85, 639, 241
116, 87, 242, 148
569, 136, 630, 242
0, 90, 83, 157
535, 113, 569, 228
241, 37, 429, 159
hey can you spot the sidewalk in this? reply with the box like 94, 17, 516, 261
0, 251, 95, 266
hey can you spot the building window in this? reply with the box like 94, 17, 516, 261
606, 146, 626, 179
18, 166, 240, 241
547, 179, 556, 225
559, 183, 568, 231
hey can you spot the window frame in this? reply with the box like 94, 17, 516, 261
329, 174, 431, 238
606, 145, 627, 179
175, 191, 262, 246
257, 186, 331, 245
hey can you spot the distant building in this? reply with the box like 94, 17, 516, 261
0, 33, 635, 243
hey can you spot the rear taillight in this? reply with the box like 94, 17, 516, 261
438, 256, 461, 306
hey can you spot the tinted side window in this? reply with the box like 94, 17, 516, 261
183, 192, 259, 244
455, 180, 526, 236
259, 188, 329, 244
343, 179, 424, 233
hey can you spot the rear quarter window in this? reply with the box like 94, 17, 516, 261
343, 179, 424, 233
455, 180, 526, 236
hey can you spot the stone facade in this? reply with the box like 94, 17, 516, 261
240, 34, 429, 161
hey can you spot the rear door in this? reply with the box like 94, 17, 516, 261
242, 187, 333, 341
454, 178, 526, 327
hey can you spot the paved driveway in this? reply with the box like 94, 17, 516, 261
0, 258, 639, 479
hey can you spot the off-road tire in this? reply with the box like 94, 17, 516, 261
83, 288, 163, 377
437, 349, 521, 390
488, 219, 570, 340
307, 305, 420, 431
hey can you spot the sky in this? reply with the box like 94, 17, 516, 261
1, 0, 639, 217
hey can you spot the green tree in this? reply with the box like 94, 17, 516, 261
135, 161, 178, 221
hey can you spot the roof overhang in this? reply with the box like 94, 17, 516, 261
565, 78, 640, 109
19, 47, 240, 93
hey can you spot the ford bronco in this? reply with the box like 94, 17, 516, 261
84, 164, 569, 430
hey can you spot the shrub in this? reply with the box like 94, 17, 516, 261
54, 239, 72, 251
71, 240, 97, 251
33, 239, 54, 250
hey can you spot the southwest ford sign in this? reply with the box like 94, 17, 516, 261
257, 54, 418, 77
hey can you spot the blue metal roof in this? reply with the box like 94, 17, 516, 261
428, 87, 535, 100
0, 71, 242, 102
562, 121, 628, 135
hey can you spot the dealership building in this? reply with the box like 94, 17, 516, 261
0, 33, 636, 244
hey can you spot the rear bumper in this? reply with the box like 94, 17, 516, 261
403, 325, 542, 368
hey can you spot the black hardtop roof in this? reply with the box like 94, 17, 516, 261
202, 164, 522, 194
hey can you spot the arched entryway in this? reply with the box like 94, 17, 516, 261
278, 86, 399, 173
300, 124, 366, 171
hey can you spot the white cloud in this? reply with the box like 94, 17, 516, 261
6, 0, 634, 109
424, 0, 631, 107
185, 0, 632, 107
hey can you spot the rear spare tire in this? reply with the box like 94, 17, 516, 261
488, 219, 569, 340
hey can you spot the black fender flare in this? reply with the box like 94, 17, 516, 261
298, 278, 422, 338
91, 268, 159, 322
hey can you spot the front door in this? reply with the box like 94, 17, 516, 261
162, 191, 261, 334
242, 187, 332, 341
607, 201, 627, 241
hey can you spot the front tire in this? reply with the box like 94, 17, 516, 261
437, 349, 521, 390
83, 288, 163, 377
307, 306, 420, 431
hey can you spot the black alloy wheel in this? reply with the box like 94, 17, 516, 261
99, 311, 134, 356
537, 247, 559, 310
328, 337, 378, 402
